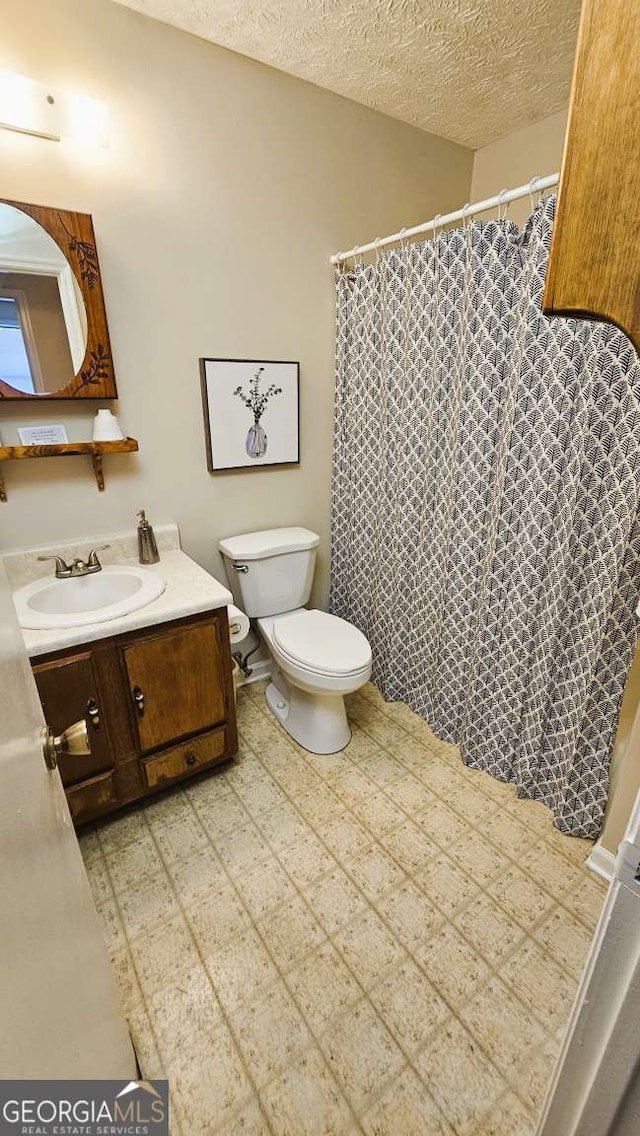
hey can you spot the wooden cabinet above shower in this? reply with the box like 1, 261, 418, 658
543, 0, 640, 352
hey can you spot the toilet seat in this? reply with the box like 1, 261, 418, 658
273, 609, 371, 678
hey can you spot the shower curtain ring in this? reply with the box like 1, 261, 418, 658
462, 203, 472, 228
498, 189, 509, 221
529, 176, 541, 211
374, 237, 383, 264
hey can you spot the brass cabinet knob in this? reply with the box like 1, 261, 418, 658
86, 697, 100, 728
43, 719, 91, 771
132, 685, 145, 715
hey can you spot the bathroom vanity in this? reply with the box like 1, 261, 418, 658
5, 526, 238, 825
33, 608, 236, 825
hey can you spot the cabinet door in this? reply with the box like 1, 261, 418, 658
122, 619, 227, 753
33, 650, 113, 786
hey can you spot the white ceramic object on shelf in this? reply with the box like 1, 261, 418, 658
92, 408, 124, 442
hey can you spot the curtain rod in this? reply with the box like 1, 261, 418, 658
330, 172, 559, 265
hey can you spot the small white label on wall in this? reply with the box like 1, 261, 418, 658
18, 424, 69, 446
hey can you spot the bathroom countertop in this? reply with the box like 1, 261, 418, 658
14, 547, 233, 659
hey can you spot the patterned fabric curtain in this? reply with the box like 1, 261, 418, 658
331, 197, 640, 837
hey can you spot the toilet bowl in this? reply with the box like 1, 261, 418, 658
259, 610, 372, 752
219, 527, 372, 754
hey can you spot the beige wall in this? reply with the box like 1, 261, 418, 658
471, 109, 568, 225
0, 0, 472, 608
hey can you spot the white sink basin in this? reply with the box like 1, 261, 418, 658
14, 565, 166, 630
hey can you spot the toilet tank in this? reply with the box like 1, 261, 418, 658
219, 527, 320, 618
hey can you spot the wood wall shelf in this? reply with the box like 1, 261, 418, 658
0, 438, 139, 501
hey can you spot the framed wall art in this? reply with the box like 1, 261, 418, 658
200, 357, 299, 472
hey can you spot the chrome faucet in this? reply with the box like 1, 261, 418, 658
38, 545, 111, 579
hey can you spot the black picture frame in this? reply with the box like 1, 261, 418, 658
200, 357, 300, 473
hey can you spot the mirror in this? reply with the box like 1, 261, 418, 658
0, 204, 88, 395
0, 200, 117, 401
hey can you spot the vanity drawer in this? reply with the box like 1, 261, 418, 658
66, 770, 118, 825
141, 728, 228, 789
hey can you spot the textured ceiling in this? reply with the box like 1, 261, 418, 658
112, 0, 580, 149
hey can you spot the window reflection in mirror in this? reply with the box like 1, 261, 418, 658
0, 293, 36, 393
0, 203, 88, 395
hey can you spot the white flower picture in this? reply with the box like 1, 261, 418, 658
200, 358, 299, 472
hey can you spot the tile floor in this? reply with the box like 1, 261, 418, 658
80, 682, 607, 1135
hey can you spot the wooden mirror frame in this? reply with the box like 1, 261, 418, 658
0, 199, 117, 400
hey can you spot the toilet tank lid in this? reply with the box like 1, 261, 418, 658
219, 527, 320, 561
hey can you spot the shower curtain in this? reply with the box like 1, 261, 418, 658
331, 196, 640, 837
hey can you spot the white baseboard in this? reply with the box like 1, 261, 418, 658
236, 659, 271, 688
586, 840, 615, 883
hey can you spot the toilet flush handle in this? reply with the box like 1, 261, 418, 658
232, 562, 249, 574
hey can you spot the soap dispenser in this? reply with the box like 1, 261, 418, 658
137, 510, 160, 564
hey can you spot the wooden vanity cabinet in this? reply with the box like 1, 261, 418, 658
32, 607, 237, 826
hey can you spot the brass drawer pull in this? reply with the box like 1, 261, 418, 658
132, 685, 145, 715
185, 753, 196, 767
86, 697, 100, 728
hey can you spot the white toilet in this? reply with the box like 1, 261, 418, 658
219, 527, 372, 753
